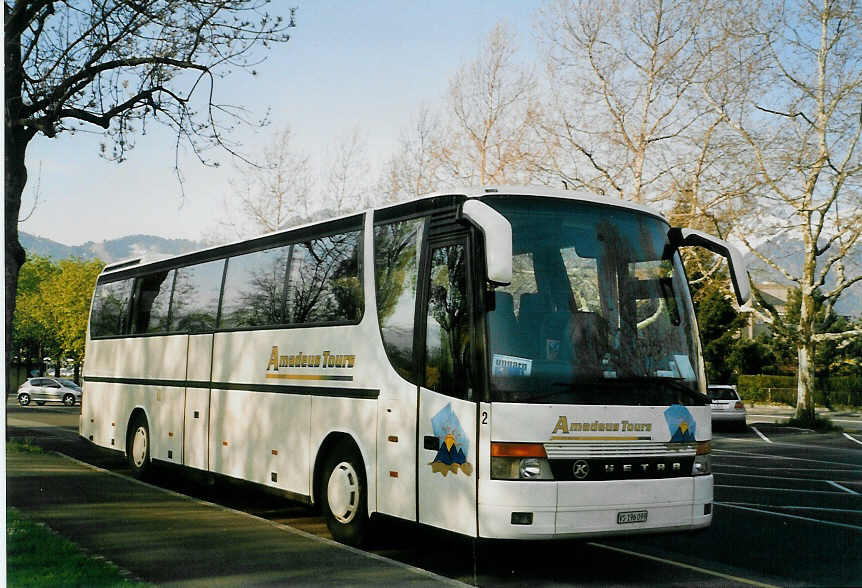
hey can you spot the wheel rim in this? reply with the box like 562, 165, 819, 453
20, 394, 29, 405
327, 461, 360, 524
131, 426, 148, 468
64, 394, 74, 406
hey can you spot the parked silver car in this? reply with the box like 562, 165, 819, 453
708, 384, 746, 430
17, 377, 82, 407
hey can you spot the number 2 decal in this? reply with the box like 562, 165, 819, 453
481, 411, 488, 425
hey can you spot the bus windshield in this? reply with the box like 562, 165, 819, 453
483, 196, 706, 406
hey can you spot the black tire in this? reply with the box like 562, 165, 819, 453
36, 401, 46, 406
126, 414, 152, 479
63, 393, 75, 407
320, 442, 368, 546
18, 393, 30, 406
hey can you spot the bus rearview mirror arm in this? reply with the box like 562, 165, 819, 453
669, 227, 751, 307
460, 200, 512, 286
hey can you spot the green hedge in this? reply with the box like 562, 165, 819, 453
737, 374, 862, 407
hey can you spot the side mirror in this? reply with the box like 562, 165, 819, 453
670, 228, 751, 306
460, 200, 512, 286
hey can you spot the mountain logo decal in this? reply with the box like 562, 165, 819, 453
664, 404, 696, 442
429, 403, 473, 477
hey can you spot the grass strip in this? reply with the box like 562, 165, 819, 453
7, 503, 148, 587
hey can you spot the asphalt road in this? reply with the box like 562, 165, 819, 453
7, 400, 862, 586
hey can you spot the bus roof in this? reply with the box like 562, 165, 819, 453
99, 185, 667, 278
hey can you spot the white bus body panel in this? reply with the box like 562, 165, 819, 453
479, 403, 712, 539
209, 324, 376, 501
82, 335, 189, 460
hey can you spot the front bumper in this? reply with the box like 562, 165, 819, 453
478, 475, 713, 539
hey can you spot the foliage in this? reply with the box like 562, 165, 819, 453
12, 255, 104, 373
738, 374, 862, 408
7, 507, 145, 586
694, 284, 746, 383
13, 255, 63, 368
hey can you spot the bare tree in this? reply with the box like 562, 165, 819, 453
540, 0, 717, 202
5, 1, 293, 391
441, 23, 542, 185
325, 127, 370, 213
217, 127, 313, 240
380, 107, 446, 203
702, 0, 862, 422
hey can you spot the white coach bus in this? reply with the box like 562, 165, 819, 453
80, 186, 750, 545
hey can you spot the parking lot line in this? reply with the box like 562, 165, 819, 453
587, 541, 778, 588
720, 502, 862, 515
715, 472, 862, 488
713, 449, 861, 468
715, 463, 860, 474
825, 480, 859, 495
716, 483, 853, 496
716, 502, 862, 532
843, 432, 862, 446
750, 426, 772, 443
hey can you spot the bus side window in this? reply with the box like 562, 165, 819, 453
286, 230, 363, 325
220, 246, 291, 329
171, 260, 225, 333
90, 278, 133, 337
424, 243, 471, 400
130, 270, 174, 334
374, 218, 425, 383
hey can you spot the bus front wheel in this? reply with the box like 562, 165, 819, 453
127, 413, 152, 479
321, 443, 368, 546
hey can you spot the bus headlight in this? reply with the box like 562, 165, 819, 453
490, 443, 554, 480
692, 441, 711, 475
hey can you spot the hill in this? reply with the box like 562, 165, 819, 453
20, 232, 201, 264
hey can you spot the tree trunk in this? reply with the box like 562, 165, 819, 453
6, 17, 31, 411
5, 131, 28, 398
796, 341, 816, 422
795, 284, 817, 423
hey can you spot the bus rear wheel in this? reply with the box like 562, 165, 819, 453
127, 414, 152, 479
321, 443, 368, 546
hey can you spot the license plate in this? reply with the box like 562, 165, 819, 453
617, 510, 648, 524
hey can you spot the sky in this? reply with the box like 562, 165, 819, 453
20, 1, 542, 246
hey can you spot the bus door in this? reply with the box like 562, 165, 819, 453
417, 234, 479, 536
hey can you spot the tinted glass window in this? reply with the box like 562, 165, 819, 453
483, 197, 704, 406
131, 270, 174, 334
287, 231, 363, 324
171, 260, 225, 333
90, 279, 132, 337
220, 246, 291, 329
374, 218, 424, 382
424, 243, 471, 399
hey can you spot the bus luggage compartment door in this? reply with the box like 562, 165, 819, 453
184, 334, 213, 470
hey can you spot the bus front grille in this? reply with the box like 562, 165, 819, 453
544, 441, 697, 481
